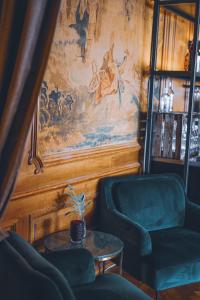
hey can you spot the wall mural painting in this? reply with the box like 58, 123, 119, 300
38, 0, 146, 156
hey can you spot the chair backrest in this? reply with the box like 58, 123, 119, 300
101, 174, 186, 231
0, 238, 69, 300
4, 232, 75, 300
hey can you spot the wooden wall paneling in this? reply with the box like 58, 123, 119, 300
2, 0, 148, 242
2, 142, 141, 242
13, 143, 140, 196
0, 215, 31, 241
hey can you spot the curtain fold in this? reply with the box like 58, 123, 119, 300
0, 0, 60, 228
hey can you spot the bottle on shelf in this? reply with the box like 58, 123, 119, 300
184, 41, 193, 71
194, 88, 200, 112
159, 86, 170, 112
168, 80, 174, 112
184, 40, 200, 72
159, 79, 174, 113
180, 117, 187, 160
196, 47, 200, 72
184, 47, 190, 71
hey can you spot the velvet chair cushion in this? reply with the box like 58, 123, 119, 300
112, 174, 185, 231
7, 232, 75, 300
74, 273, 152, 300
42, 248, 96, 287
0, 239, 66, 300
141, 227, 200, 290
5, 232, 155, 300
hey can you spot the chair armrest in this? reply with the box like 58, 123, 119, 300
185, 201, 200, 232
101, 209, 152, 256
42, 248, 96, 287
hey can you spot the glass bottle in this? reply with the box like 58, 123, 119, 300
184, 48, 190, 71
194, 89, 198, 112
184, 41, 193, 71
196, 48, 200, 72
168, 80, 174, 112
160, 87, 170, 112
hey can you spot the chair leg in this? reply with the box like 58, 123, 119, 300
155, 291, 160, 300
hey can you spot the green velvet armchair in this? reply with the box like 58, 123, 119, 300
98, 173, 200, 299
0, 231, 152, 300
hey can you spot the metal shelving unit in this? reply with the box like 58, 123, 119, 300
144, 0, 200, 193
154, 70, 200, 80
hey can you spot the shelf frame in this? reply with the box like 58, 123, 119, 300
184, 0, 200, 192
143, 0, 160, 174
158, 0, 196, 5
154, 70, 200, 80
144, 0, 200, 194
164, 5, 195, 22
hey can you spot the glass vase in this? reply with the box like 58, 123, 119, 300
70, 219, 85, 243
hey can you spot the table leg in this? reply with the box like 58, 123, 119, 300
98, 261, 106, 274
102, 261, 106, 273
119, 251, 123, 275
98, 262, 102, 274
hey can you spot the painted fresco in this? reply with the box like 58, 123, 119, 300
38, 0, 146, 156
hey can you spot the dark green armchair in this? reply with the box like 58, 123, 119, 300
0, 231, 152, 300
98, 173, 200, 299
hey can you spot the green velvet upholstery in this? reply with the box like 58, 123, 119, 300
0, 231, 153, 300
144, 227, 200, 290
8, 231, 95, 287
98, 173, 200, 292
42, 248, 95, 287
112, 175, 185, 231
74, 273, 153, 300
0, 238, 68, 300
7, 231, 75, 299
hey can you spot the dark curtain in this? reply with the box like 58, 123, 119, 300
0, 0, 60, 231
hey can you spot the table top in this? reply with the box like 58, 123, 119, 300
44, 230, 124, 261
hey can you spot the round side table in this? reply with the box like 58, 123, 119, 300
44, 230, 124, 274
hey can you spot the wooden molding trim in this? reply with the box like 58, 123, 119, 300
42, 141, 140, 166
12, 161, 140, 200
0, 215, 32, 240
12, 142, 140, 199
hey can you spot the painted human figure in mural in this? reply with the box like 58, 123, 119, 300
89, 44, 117, 101
39, 81, 50, 130
97, 44, 118, 100
40, 81, 49, 109
59, 93, 74, 113
69, 0, 89, 62
89, 44, 128, 104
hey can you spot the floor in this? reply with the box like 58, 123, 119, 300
110, 265, 200, 300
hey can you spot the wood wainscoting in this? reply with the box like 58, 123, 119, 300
0, 142, 141, 243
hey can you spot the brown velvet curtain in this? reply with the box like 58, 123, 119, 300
0, 0, 60, 229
